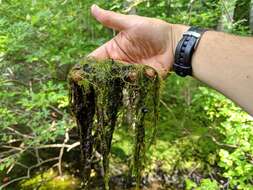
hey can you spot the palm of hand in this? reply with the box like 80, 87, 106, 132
89, 5, 175, 78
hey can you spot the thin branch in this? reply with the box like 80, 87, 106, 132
0, 149, 18, 158
123, 0, 144, 13
206, 135, 237, 148
1, 80, 29, 88
66, 142, 80, 152
31, 157, 59, 170
35, 148, 41, 164
160, 99, 177, 120
0, 157, 59, 189
5, 127, 33, 139
6, 162, 15, 174
187, 0, 196, 24
48, 105, 65, 116
16, 162, 29, 169
0, 139, 80, 187
221, 0, 234, 23
1, 145, 24, 151
0, 176, 29, 189
61, 0, 68, 5
58, 129, 69, 176
36, 143, 78, 149
6, 139, 22, 144
1, 142, 79, 157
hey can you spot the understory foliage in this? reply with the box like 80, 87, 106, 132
0, 0, 252, 189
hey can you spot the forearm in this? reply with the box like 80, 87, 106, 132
193, 31, 253, 115
173, 26, 253, 116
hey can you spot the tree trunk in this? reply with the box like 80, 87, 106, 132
250, 0, 253, 33
233, 0, 251, 26
217, 0, 236, 31
218, 0, 253, 33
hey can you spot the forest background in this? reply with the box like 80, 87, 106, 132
1, 0, 253, 189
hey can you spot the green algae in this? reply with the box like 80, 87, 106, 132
68, 59, 161, 189
20, 169, 80, 190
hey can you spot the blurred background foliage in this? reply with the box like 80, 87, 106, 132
0, 0, 253, 189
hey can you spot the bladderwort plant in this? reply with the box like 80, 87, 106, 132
68, 59, 161, 190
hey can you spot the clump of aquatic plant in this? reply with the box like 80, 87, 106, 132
68, 59, 160, 189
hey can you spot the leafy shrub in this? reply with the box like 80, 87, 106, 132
0, 0, 252, 189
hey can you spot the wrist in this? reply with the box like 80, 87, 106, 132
170, 24, 190, 59
171, 25, 208, 77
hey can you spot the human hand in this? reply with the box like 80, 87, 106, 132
89, 5, 188, 78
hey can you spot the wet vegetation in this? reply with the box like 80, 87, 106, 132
69, 59, 160, 189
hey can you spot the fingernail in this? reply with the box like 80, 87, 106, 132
91, 4, 99, 14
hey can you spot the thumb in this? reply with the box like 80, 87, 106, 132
91, 4, 133, 31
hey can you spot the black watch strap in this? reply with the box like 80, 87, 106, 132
173, 27, 206, 77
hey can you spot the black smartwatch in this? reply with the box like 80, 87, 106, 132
173, 27, 206, 77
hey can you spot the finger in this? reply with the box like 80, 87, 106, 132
88, 39, 123, 60
87, 42, 110, 60
91, 4, 134, 31
88, 38, 128, 61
